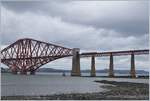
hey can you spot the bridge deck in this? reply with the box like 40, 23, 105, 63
80, 49, 149, 57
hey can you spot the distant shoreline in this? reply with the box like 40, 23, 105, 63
1, 72, 149, 79
1, 67, 149, 74
81, 75, 149, 79
1, 80, 149, 100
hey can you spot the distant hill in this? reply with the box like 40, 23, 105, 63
1, 67, 11, 73
1, 67, 149, 74
36, 68, 149, 74
36, 68, 70, 72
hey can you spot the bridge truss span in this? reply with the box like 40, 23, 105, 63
80, 49, 149, 78
1, 38, 73, 74
1, 38, 149, 77
80, 49, 149, 57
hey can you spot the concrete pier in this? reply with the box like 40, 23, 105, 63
29, 67, 36, 75
20, 69, 27, 75
12, 69, 18, 74
20, 65, 27, 74
130, 53, 136, 78
30, 71, 35, 75
109, 53, 114, 77
91, 55, 96, 77
11, 65, 18, 74
71, 48, 81, 76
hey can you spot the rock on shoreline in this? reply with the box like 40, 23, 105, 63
1, 80, 149, 100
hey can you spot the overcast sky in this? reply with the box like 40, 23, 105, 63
1, 0, 149, 71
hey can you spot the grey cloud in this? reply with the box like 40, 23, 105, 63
1, 1, 149, 36
1, 1, 44, 13
1, 1, 149, 70
58, 1, 148, 36
1, 6, 148, 51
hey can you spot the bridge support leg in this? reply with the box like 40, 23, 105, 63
20, 67, 27, 75
30, 71, 35, 75
91, 55, 96, 77
30, 69, 36, 75
11, 65, 18, 74
12, 69, 18, 74
71, 48, 81, 76
130, 53, 136, 78
12, 71, 18, 74
109, 53, 114, 77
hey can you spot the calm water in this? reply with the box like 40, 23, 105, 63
1, 73, 149, 96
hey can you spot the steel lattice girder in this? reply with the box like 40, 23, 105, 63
80, 49, 149, 57
1, 38, 73, 72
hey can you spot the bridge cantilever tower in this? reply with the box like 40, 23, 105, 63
1, 38, 149, 78
1, 38, 73, 74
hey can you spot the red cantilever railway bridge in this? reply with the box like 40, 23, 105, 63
1, 38, 149, 78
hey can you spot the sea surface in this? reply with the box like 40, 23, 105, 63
1, 72, 149, 96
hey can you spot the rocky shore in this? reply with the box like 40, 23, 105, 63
1, 80, 149, 100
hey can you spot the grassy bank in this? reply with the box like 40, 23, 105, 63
1, 80, 149, 100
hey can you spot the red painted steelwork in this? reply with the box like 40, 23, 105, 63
1, 38, 149, 74
1, 38, 73, 74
